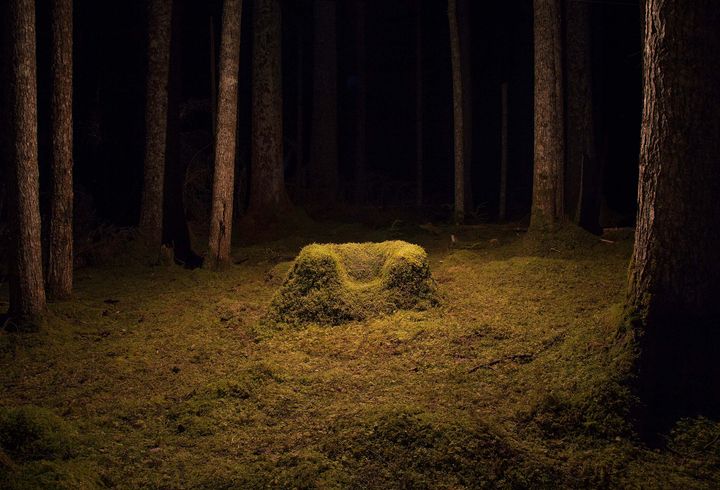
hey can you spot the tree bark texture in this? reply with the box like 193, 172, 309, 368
48, 0, 74, 299
531, 0, 564, 230
206, 0, 242, 269
564, 0, 600, 233
309, 0, 338, 203
628, 0, 720, 421
6, 0, 46, 325
249, 0, 288, 217
458, 0, 473, 214
448, 0, 465, 222
353, 0, 367, 205
140, 0, 172, 250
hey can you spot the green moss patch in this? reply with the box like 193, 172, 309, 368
268, 241, 437, 326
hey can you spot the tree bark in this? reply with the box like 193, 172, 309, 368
531, 0, 564, 231
499, 82, 508, 222
6, 0, 46, 326
627, 0, 720, 425
206, 0, 242, 269
140, 0, 172, 251
448, 0, 465, 223
48, 0, 74, 299
353, 0, 367, 206
248, 0, 288, 218
458, 0, 473, 214
309, 0, 338, 203
564, 0, 600, 234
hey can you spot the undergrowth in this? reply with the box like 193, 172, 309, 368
0, 220, 718, 488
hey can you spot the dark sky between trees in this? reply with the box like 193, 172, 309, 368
17, 0, 641, 227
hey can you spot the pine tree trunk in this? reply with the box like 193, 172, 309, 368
448, 0, 465, 223
564, 0, 600, 233
458, 0, 473, 214
627, 0, 720, 424
206, 0, 242, 269
531, 0, 564, 231
415, 0, 423, 208
140, 0, 172, 251
296, 24, 306, 202
48, 0, 74, 299
499, 82, 508, 222
248, 0, 288, 218
353, 0, 367, 206
6, 0, 46, 326
309, 0, 338, 203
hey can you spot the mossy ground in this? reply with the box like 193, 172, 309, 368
1, 220, 718, 488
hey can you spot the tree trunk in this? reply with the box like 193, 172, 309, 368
458, 0, 473, 214
448, 0, 465, 223
248, 0, 288, 218
48, 0, 74, 299
6, 0, 46, 326
139, 0, 172, 251
162, 1, 199, 267
296, 22, 306, 202
530, 0, 564, 231
499, 82, 508, 222
627, 0, 720, 426
353, 0, 367, 206
415, 0, 423, 208
309, 0, 338, 203
206, 0, 242, 269
564, 0, 600, 234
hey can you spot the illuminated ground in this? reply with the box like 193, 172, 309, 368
1, 221, 718, 488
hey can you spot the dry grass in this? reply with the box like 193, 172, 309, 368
0, 220, 718, 488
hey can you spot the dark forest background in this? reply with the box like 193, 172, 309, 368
3, 0, 641, 231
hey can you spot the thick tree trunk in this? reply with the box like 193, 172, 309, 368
206, 0, 242, 269
415, 0, 423, 208
248, 0, 288, 218
448, 0, 465, 223
564, 0, 600, 234
627, 0, 720, 425
6, 0, 46, 326
353, 0, 367, 206
531, 0, 564, 231
48, 0, 74, 299
309, 0, 338, 203
140, 0, 172, 251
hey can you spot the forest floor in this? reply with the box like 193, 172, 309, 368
1, 219, 719, 489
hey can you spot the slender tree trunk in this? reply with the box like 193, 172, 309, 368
564, 0, 600, 233
458, 0, 473, 214
162, 1, 197, 266
296, 23, 306, 202
353, 0, 367, 206
210, 15, 217, 139
530, 0, 564, 231
206, 0, 242, 269
309, 0, 338, 203
248, 0, 288, 218
499, 82, 508, 222
48, 0, 74, 299
415, 0, 423, 208
6, 0, 46, 326
140, 0, 172, 251
448, 0, 465, 223
627, 0, 720, 426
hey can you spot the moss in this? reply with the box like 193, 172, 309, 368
0, 406, 77, 462
268, 241, 437, 326
321, 408, 557, 488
